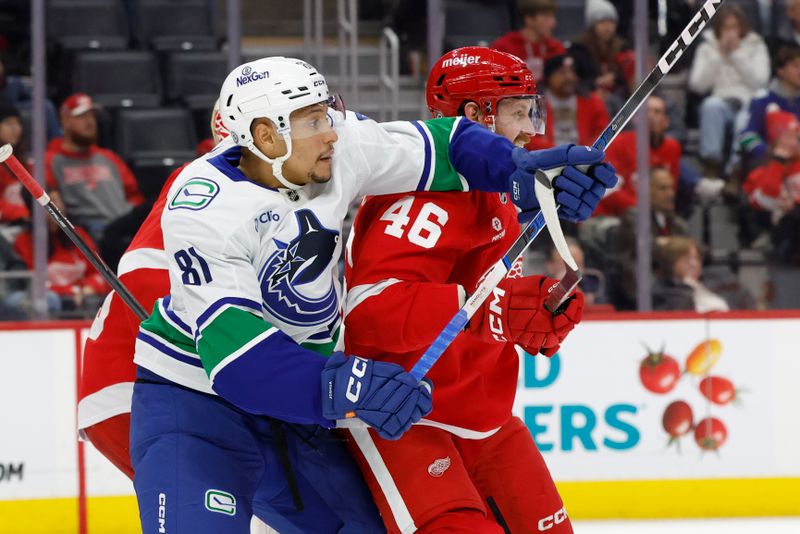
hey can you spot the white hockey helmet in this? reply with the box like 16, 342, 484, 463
219, 57, 330, 189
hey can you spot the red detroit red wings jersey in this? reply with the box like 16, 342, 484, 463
345, 190, 522, 435
77, 168, 182, 431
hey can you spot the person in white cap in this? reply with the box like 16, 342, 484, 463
45, 92, 144, 244
568, 0, 635, 114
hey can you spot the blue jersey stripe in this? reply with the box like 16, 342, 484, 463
196, 297, 262, 330
137, 331, 204, 368
161, 295, 193, 335
412, 121, 432, 191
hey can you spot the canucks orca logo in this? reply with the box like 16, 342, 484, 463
259, 209, 339, 328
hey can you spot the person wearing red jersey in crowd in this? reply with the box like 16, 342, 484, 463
0, 98, 29, 230
597, 95, 681, 215
78, 104, 229, 479
6, 189, 110, 315
528, 53, 609, 151
744, 104, 800, 216
597, 94, 725, 216
342, 47, 609, 534
491, 0, 565, 81
743, 103, 800, 266
45, 93, 144, 244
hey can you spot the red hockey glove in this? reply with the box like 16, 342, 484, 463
467, 275, 584, 356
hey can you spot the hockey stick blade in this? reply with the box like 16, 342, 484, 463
407, 0, 726, 382
534, 169, 582, 312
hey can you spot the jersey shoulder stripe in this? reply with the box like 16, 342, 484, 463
208, 323, 280, 384
197, 306, 275, 377
196, 296, 263, 331
411, 121, 433, 191
423, 116, 467, 193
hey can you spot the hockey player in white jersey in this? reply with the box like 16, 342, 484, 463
130, 56, 617, 534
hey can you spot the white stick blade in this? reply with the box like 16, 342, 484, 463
0, 143, 13, 163
534, 170, 579, 272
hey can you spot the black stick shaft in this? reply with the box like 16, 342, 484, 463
45, 202, 149, 321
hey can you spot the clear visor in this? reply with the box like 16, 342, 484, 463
285, 94, 346, 140
494, 94, 546, 137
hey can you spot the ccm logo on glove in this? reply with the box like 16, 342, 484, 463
545, 279, 560, 294
321, 353, 433, 440
487, 287, 507, 343
468, 275, 584, 357
346, 357, 368, 402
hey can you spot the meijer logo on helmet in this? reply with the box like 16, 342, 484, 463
441, 55, 480, 68
236, 65, 270, 87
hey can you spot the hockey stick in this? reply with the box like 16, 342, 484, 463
0, 144, 150, 321
407, 0, 726, 382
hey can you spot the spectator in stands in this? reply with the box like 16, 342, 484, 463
544, 236, 608, 307
744, 104, 800, 215
688, 5, 770, 179
0, 228, 27, 321
598, 96, 681, 215
568, 0, 635, 116
743, 104, 800, 264
528, 53, 609, 150
0, 59, 61, 140
0, 98, 29, 232
631, 167, 690, 240
741, 46, 800, 172
4, 190, 109, 317
45, 93, 143, 245
773, 0, 800, 54
653, 236, 754, 312
491, 0, 565, 81
598, 95, 723, 216
612, 167, 690, 309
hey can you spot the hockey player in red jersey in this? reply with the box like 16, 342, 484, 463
343, 47, 582, 533
77, 107, 229, 478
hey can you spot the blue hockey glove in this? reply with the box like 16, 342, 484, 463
509, 145, 618, 223
321, 352, 433, 440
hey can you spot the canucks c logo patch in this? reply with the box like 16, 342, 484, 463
259, 209, 339, 328
169, 178, 220, 211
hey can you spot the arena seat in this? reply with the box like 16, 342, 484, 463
47, 0, 129, 51
72, 50, 162, 108
443, 0, 513, 49
164, 51, 228, 109
115, 107, 197, 199
137, 0, 217, 51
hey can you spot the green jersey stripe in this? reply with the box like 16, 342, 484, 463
300, 326, 340, 355
140, 301, 197, 353
197, 306, 276, 377
208, 326, 280, 384
424, 117, 468, 192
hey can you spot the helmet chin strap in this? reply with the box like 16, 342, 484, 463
245, 132, 302, 190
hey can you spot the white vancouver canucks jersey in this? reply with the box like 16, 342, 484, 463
134, 110, 517, 421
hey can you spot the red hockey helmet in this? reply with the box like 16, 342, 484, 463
426, 46, 545, 134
